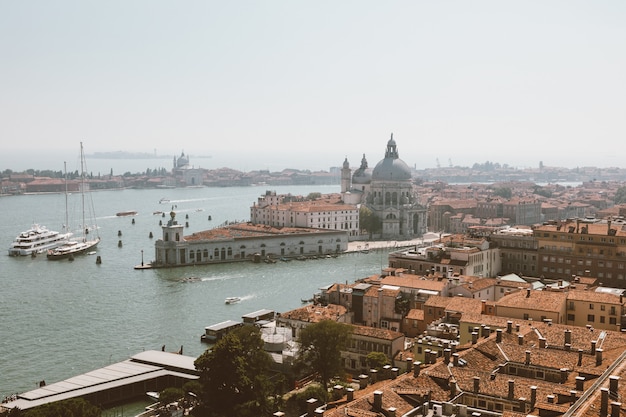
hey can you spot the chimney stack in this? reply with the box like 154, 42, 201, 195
576, 376, 585, 391
518, 334, 524, 345
564, 329, 572, 346
506, 321, 513, 333
307, 398, 319, 417
473, 376, 480, 393
530, 386, 537, 409
597, 348, 603, 366
578, 349, 583, 366
525, 350, 531, 365
611, 402, 621, 417
601, 388, 609, 417
508, 380, 515, 399
610, 376, 620, 399
496, 329, 502, 343
592, 340, 597, 354
373, 391, 383, 411
413, 361, 421, 377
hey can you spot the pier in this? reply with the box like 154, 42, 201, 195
1, 351, 198, 412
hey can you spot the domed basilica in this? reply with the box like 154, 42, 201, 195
341, 134, 427, 239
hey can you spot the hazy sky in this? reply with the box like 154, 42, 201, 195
1, 1, 625, 171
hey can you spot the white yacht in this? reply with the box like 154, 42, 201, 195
8, 224, 72, 256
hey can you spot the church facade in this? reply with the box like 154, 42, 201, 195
341, 135, 427, 239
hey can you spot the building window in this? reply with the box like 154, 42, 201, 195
587, 314, 595, 322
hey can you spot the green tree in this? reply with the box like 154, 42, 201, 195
366, 351, 389, 370
492, 187, 512, 199
19, 398, 100, 417
306, 192, 322, 200
615, 186, 626, 204
359, 206, 381, 238
159, 387, 185, 406
194, 326, 275, 417
297, 320, 352, 391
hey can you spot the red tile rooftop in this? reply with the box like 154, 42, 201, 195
183, 222, 339, 241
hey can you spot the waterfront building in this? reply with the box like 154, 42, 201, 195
172, 151, 203, 186
249, 191, 360, 239
341, 134, 428, 239
153, 211, 348, 267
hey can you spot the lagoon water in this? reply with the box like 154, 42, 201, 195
0, 184, 390, 407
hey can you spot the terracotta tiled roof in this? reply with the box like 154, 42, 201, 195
184, 222, 340, 241
278, 304, 347, 322
496, 289, 567, 313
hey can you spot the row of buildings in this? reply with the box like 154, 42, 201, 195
203, 264, 626, 416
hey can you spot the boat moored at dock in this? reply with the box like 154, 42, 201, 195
8, 224, 72, 256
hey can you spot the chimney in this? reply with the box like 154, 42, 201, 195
592, 340, 597, 354
561, 368, 568, 383
547, 395, 555, 403
539, 337, 546, 348
496, 329, 502, 343
413, 361, 421, 377
369, 369, 378, 383
307, 398, 319, 417
610, 376, 620, 399
444, 348, 451, 363
530, 386, 537, 409
346, 388, 354, 401
452, 353, 459, 367
518, 334, 524, 345
506, 320, 513, 334
472, 332, 478, 344
578, 349, 583, 366
484, 326, 491, 337
576, 376, 585, 391
597, 348, 603, 366
373, 390, 383, 411
525, 351, 531, 365
611, 402, 621, 417
406, 357, 413, 373
387, 407, 397, 417
565, 329, 571, 345
601, 388, 609, 417
473, 376, 480, 393
450, 378, 457, 398
508, 380, 515, 399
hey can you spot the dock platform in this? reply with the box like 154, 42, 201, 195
1, 350, 198, 412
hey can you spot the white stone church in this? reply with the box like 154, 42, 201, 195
341, 134, 427, 239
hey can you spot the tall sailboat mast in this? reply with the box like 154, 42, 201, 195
80, 142, 86, 240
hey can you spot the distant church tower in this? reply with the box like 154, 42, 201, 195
341, 157, 351, 193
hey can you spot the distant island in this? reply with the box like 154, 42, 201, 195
87, 151, 211, 160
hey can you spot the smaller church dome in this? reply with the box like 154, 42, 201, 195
352, 154, 372, 184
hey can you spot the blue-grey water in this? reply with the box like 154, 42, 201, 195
0, 184, 390, 409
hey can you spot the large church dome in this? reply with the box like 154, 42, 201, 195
371, 134, 412, 181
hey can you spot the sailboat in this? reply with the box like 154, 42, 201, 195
47, 143, 101, 260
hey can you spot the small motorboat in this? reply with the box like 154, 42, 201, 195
116, 210, 137, 217
224, 297, 241, 304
